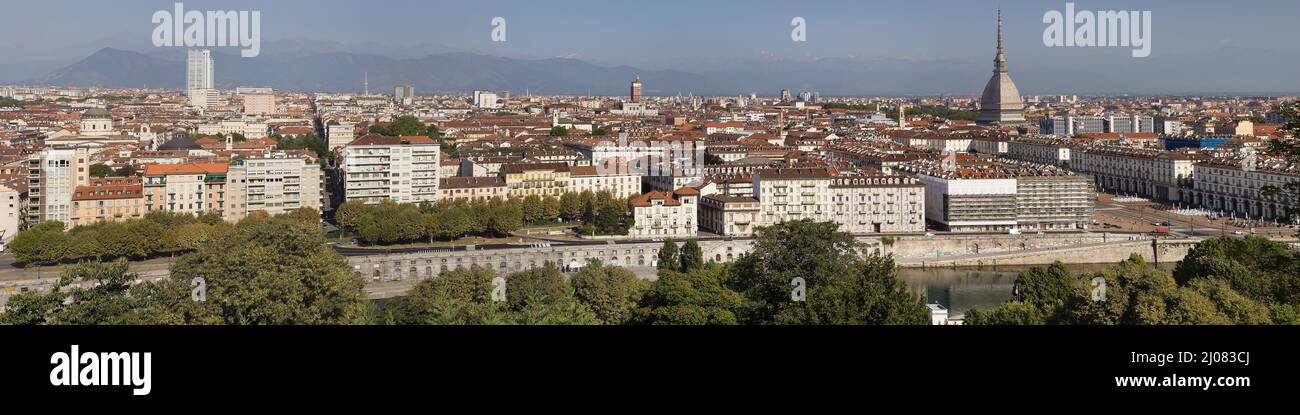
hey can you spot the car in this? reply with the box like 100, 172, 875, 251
1233, 231, 1246, 235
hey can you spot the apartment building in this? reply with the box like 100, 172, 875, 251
225, 153, 323, 222
1191, 155, 1299, 222
26, 146, 91, 227
752, 167, 925, 234
438, 176, 508, 202
628, 187, 698, 239
698, 195, 760, 236
500, 162, 571, 198
899, 160, 1093, 232
69, 177, 146, 227
338, 134, 441, 204
569, 166, 641, 199
1070, 145, 1199, 202
143, 163, 229, 216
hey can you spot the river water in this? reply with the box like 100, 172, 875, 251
897, 263, 1176, 315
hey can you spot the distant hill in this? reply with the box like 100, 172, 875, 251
31, 47, 711, 95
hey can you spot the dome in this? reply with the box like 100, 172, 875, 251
82, 107, 111, 119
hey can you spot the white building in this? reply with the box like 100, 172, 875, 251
326, 121, 356, 151
338, 134, 441, 204
629, 187, 699, 239
0, 184, 19, 242
26, 146, 92, 227
187, 49, 214, 92
473, 90, 501, 109
752, 168, 925, 234
225, 152, 323, 222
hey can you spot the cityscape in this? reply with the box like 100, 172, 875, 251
0, 0, 1297, 331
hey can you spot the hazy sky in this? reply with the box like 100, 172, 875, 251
3, 0, 1298, 65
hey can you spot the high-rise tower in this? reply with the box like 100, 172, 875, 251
976, 9, 1025, 125
630, 76, 642, 103
186, 49, 214, 92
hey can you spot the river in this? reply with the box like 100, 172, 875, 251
897, 263, 1176, 315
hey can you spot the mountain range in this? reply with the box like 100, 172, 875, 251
17, 42, 1300, 97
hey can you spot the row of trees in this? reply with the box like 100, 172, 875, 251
333, 190, 633, 245
11, 211, 232, 265
271, 133, 330, 162
88, 163, 136, 178
378, 219, 932, 325
3, 210, 369, 325
965, 236, 1300, 325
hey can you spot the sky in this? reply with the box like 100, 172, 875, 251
3, 0, 1298, 64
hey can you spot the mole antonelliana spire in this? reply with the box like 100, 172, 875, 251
977, 8, 1025, 125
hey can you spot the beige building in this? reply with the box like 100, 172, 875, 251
0, 184, 18, 242
69, 177, 146, 227
143, 163, 229, 217
501, 162, 571, 198
568, 166, 641, 199
1191, 154, 1300, 222
225, 153, 323, 222
27, 146, 91, 227
698, 195, 760, 236
242, 93, 276, 116
439, 176, 508, 202
1070, 145, 1199, 202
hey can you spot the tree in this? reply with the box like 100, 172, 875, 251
571, 260, 649, 324
559, 192, 583, 221
633, 265, 743, 325
333, 201, 369, 232
679, 240, 704, 272
965, 302, 1046, 325
387, 266, 511, 325
387, 115, 428, 136
1013, 262, 1083, 320
657, 239, 679, 270
89, 163, 114, 177
0, 260, 174, 325
167, 214, 370, 324
10, 221, 69, 265
522, 194, 544, 225
730, 219, 928, 325
549, 126, 569, 137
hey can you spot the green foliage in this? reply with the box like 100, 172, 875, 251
570, 260, 649, 324
88, 163, 114, 178
272, 133, 330, 160
657, 239, 678, 270
10, 215, 235, 265
167, 213, 369, 324
387, 266, 511, 324
549, 126, 569, 136
3, 211, 362, 325
965, 302, 1046, 325
370, 115, 439, 138
730, 219, 928, 324
679, 240, 704, 272
633, 264, 743, 325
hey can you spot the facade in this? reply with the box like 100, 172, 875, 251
629, 76, 642, 103
326, 121, 356, 151
500, 162, 571, 198
1015, 174, 1094, 230
242, 93, 276, 115
394, 85, 415, 105
27, 146, 91, 226
69, 177, 146, 227
569, 166, 641, 199
186, 49, 214, 92
629, 187, 698, 239
79, 108, 114, 136
439, 177, 508, 202
1070, 145, 1197, 202
698, 195, 760, 236
143, 163, 229, 217
225, 154, 323, 222
473, 90, 500, 109
1006, 137, 1071, 166
1191, 155, 1299, 222
0, 185, 18, 242
900, 160, 1093, 232
752, 168, 925, 234
338, 134, 441, 204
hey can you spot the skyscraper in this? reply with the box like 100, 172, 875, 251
976, 9, 1025, 126
630, 76, 642, 103
186, 49, 214, 92
394, 85, 415, 105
